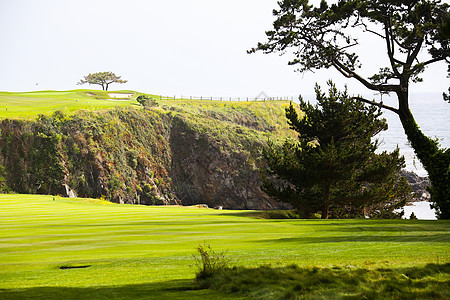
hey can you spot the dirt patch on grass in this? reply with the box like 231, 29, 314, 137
59, 265, 91, 270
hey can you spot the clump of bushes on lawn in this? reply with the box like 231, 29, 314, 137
195, 263, 450, 299
194, 243, 231, 281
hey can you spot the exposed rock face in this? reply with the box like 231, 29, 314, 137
0, 104, 437, 211
0, 104, 292, 210
401, 170, 431, 201
170, 115, 289, 210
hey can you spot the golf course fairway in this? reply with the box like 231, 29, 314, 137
0, 194, 448, 299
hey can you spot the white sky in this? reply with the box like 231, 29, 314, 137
0, 0, 448, 100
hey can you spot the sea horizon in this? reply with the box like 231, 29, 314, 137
375, 92, 449, 177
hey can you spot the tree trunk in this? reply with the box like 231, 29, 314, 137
396, 91, 450, 219
321, 203, 329, 219
321, 185, 330, 219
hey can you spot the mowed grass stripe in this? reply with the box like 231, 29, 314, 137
0, 194, 449, 299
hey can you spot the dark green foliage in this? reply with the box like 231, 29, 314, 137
262, 82, 411, 219
252, 0, 450, 218
136, 94, 158, 107
196, 263, 450, 299
0, 108, 173, 203
0, 100, 291, 209
251, 0, 449, 87
242, 210, 302, 219
401, 116, 450, 219
444, 87, 450, 103
0, 116, 66, 195
0, 164, 11, 193
77, 71, 127, 91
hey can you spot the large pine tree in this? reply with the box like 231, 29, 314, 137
262, 82, 412, 219
251, 0, 449, 219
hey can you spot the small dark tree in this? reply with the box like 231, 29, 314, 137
251, 0, 450, 219
136, 94, 158, 107
77, 71, 127, 91
262, 82, 412, 219
444, 67, 450, 103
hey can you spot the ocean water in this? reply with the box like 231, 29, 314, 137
401, 201, 437, 220
303, 92, 448, 219
375, 93, 449, 220
375, 93, 450, 177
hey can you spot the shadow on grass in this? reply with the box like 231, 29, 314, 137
196, 263, 450, 300
227, 211, 450, 230
324, 224, 449, 232
257, 233, 450, 244
0, 279, 242, 300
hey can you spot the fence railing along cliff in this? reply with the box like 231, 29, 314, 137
158, 95, 294, 102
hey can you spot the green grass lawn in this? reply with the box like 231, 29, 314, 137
0, 90, 294, 140
0, 194, 449, 299
0, 90, 140, 119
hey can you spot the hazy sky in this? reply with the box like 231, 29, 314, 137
0, 0, 448, 100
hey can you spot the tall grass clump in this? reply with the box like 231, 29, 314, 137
194, 243, 231, 281
195, 263, 450, 299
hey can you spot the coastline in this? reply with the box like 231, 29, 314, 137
375, 93, 449, 177
402, 201, 437, 220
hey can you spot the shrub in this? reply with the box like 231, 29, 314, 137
194, 243, 230, 281
126, 186, 133, 195
143, 183, 152, 194
136, 95, 158, 107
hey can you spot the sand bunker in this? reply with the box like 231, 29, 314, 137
108, 93, 133, 99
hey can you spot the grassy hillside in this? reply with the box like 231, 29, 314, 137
0, 194, 448, 299
0, 90, 294, 130
0, 89, 293, 138
0, 90, 294, 209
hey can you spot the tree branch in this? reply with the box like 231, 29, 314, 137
356, 21, 385, 39
423, 56, 447, 67
352, 96, 399, 114
384, 20, 401, 77
406, 38, 424, 68
331, 58, 400, 93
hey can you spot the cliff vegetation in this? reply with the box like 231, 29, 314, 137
0, 90, 294, 209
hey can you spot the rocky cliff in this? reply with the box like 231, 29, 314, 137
0, 98, 426, 210
0, 100, 293, 209
401, 170, 431, 202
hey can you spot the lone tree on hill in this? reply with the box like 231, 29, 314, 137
262, 82, 412, 219
250, 0, 450, 219
77, 71, 127, 91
